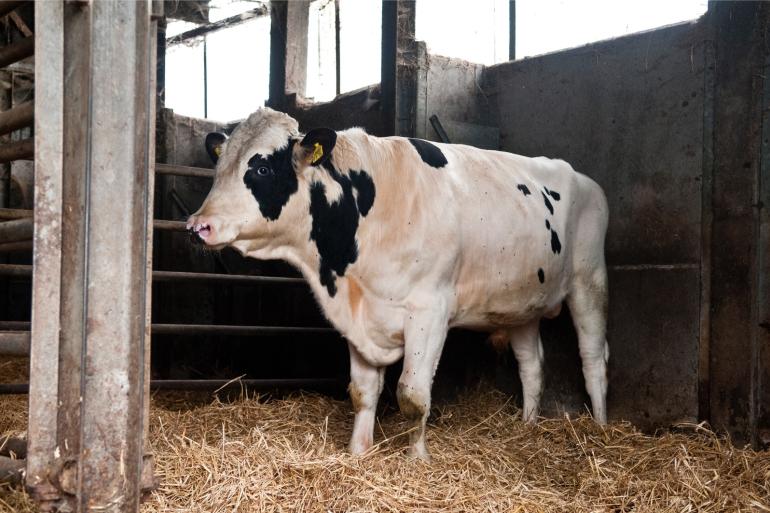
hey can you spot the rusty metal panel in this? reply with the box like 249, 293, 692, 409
27, 1, 155, 510
27, 0, 64, 503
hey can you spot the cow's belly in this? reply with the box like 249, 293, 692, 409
450, 251, 570, 329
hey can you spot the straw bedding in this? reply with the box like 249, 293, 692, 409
1, 356, 768, 513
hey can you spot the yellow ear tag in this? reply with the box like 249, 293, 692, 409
311, 142, 324, 164
214, 145, 222, 157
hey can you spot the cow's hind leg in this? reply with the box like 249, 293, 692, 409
509, 322, 544, 422
397, 302, 450, 461
348, 342, 385, 454
567, 271, 609, 424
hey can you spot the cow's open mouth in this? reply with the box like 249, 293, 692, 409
187, 223, 211, 241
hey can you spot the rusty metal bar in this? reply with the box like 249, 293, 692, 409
152, 323, 335, 336
0, 137, 32, 162
152, 270, 305, 285
1, 322, 335, 337
0, 100, 32, 136
0, 320, 28, 329
0, 207, 30, 219
0, 331, 29, 355
155, 162, 214, 178
0, 36, 33, 68
0, 263, 30, 276
153, 218, 187, 231
0, 264, 306, 285
0, 377, 342, 395
0, 239, 30, 252
0, 1, 27, 18
0, 209, 186, 231
0, 216, 32, 242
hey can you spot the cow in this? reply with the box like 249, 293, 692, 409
187, 107, 610, 460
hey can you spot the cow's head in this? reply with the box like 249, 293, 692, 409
186, 108, 336, 250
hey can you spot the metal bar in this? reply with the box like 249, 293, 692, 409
0, 239, 30, 252
155, 163, 214, 178
0, 378, 342, 395
0, 320, 28, 330
0, 207, 30, 219
152, 323, 336, 336
0, 100, 32, 136
0, 1, 26, 19
152, 270, 305, 285
153, 219, 187, 231
0, 264, 306, 285
0, 36, 34, 68
429, 114, 451, 143
165, 5, 269, 47
203, 36, 207, 118
0, 137, 32, 162
0, 216, 32, 242
508, 0, 516, 60
334, 0, 340, 97
0, 208, 191, 233
27, 1, 65, 505
0, 331, 29, 355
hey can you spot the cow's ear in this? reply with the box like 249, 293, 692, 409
299, 128, 336, 167
205, 132, 227, 164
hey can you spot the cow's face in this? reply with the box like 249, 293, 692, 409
186, 108, 336, 249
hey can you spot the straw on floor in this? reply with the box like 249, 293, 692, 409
1, 357, 768, 513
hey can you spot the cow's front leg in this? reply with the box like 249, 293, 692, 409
397, 303, 450, 461
348, 342, 385, 455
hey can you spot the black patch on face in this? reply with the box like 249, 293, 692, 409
517, 184, 531, 196
309, 166, 376, 296
537, 268, 545, 283
550, 229, 562, 254
545, 219, 550, 230
544, 187, 561, 201
408, 138, 448, 168
243, 139, 298, 221
541, 191, 554, 215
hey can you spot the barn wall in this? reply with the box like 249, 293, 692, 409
414, 49, 496, 148
482, 21, 709, 429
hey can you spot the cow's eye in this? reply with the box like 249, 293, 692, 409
257, 166, 270, 176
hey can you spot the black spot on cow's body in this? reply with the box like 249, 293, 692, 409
544, 187, 561, 201
541, 192, 554, 215
517, 184, 531, 196
537, 268, 545, 283
408, 138, 448, 168
550, 229, 562, 254
309, 165, 376, 296
545, 219, 550, 230
243, 139, 298, 221
349, 170, 375, 215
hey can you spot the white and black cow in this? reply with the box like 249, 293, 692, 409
187, 107, 609, 460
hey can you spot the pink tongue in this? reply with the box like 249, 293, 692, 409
199, 227, 211, 238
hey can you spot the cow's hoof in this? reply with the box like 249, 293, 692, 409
407, 444, 431, 462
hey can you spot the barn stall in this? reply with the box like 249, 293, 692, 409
0, 1, 768, 512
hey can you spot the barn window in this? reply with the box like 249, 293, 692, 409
164, 0, 271, 122
416, 0, 510, 65
514, 0, 708, 59
306, 0, 382, 102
